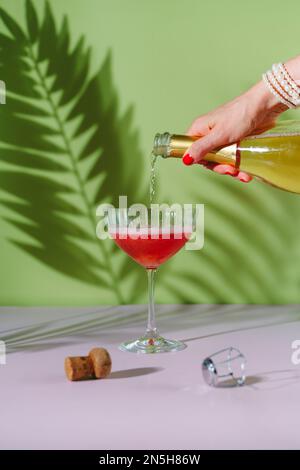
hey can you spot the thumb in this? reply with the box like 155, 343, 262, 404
183, 130, 224, 164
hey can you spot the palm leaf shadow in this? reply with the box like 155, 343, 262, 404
0, 0, 147, 303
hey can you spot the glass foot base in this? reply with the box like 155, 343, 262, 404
119, 335, 187, 354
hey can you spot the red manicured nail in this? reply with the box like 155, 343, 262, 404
182, 154, 194, 166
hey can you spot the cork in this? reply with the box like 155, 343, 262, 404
64, 356, 95, 381
89, 348, 112, 379
64, 347, 112, 381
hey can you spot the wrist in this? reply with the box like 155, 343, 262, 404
247, 80, 288, 114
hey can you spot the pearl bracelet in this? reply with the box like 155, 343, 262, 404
272, 63, 300, 104
267, 70, 296, 105
272, 65, 298, 101
262, 72, 296, 108
262, 62, 300, 108
275, 63, 298, 94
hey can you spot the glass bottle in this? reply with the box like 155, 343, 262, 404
153, 120, 300, 194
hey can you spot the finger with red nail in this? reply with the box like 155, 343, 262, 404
182, 153, 194, 165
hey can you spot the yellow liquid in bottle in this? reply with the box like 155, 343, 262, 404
154, 121, 300, 194
238, 134, 300, 193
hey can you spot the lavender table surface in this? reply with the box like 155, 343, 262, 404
1, 304, 300, 450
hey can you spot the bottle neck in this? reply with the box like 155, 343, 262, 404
153, 133, 197, 157
153, 132, 238, 167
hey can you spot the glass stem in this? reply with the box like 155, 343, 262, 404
146, 268, 158, 338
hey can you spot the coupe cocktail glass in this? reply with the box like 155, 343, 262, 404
107, 207, 194, 353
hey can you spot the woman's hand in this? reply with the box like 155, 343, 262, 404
184, 80, 288, 182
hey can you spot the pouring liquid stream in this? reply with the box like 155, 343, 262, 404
149, 152, 158, 204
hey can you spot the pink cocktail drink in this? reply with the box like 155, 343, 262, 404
106, 207, 195, 353
114, 230, 189, 269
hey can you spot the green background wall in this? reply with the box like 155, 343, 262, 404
1, 0, 300, 306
